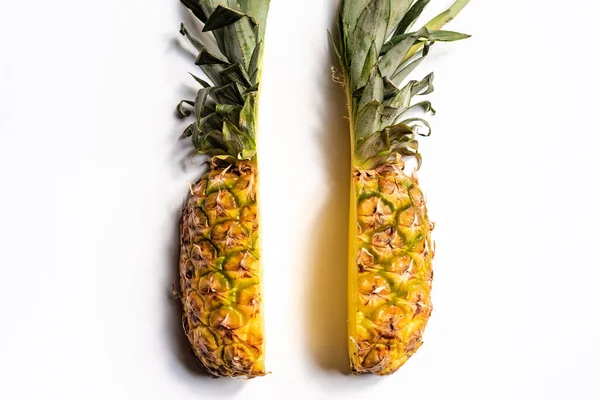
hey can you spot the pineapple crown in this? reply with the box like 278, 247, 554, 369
177, 0, 271, 160
333, 0, 470, 169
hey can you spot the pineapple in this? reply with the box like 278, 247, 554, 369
176, 0, 270, 378
332, 0, 470, 375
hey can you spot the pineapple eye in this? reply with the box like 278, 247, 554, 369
185, 269, 193, 280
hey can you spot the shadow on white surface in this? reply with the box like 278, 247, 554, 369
301, 13, 364, 375
304, 64, 351, 374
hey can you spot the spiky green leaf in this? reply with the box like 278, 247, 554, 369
355, 101, 383, 140
236, 0, 271, 39
223, 16, 257, 70
379, 31, 421, 79
189, 73, 212, 88
180, 0, 208, 23
223, 119, 256, 157
219, 63, 251, 87
349, 0, 390, 89
404, 0, 471, 61
239, 92, 257, 138
383, 78, 400, 99
198, 112, 223, 133
358, 67, 383, 111
177, 0, 270, 159
391, 44, 430, 87
197, 64, 226, 87
412, 72, 434, 96
426, 0, 471, 31
395, 0, 430, 35
388, 0, 413, 37
352, 40, 378, 91
195, 48, 229, 65
213, 82, 244, 105
342, 0, 371, 47
382, 29, 469, 55
203, 5, 245, 32
248, 41, 262, 84
215, 104, 242, 122
194, 88, 212, 125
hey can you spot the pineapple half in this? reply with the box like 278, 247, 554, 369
332, 0, 470, 375
176, 0, 270, 378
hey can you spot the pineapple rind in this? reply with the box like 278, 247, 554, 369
180, 158, 265, 378
349, 159, 433, 375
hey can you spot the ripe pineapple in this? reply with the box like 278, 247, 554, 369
332, 0, 470, 375
176, 0, 270, 378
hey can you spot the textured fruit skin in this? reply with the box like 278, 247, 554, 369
179, 157, 264, 378
349, 159, 434, 375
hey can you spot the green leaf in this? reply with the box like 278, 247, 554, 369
198, 112, 222, 132
236, 0, 271, 39
379, 30, 421, 79
397, 101, 436, 120
182, 122, 197, 138
198, 0, 223, 16
223, 119, 256, 157
352, 40, 378, 91
382, 29, 470, 55
382, 80, 399, 100
395, 0, 430, 35
215, 104, 242, 122
178, 0, 269, 160
380, 79, 417, 127
179, 23, 205, 53
358, 67, 383, 111
328, 31, 344, 69
388, 0, 413, 37
213, 82, 245, 105
412, 72, 434, 96
404, 0, 471, 61
239, 92, 257, 138
350, 0, 390, 89
427, 30, 470, 41
222, 16, 257, 70
195, 48, 229, 65
177, 100, 195, 118
203, 5, 245, 32
426, 0, 471, 31
194, 88, 212, 125
193, 129, 229, 155
248, 41, 262, 84
197, 64, 226, 86
245, 83, 259, 93
180, 0, 208, 23
385, 80, 414, 109
189, 73, 212, 88
391, 43, 430, 87
355, 101, 383, 140
342, 0, 371, 46
380, 106, 399, 129
355, 130, 389, 168
219, 63, 251, 87
401, 117, 431, 136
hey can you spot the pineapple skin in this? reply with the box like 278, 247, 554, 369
179, 157, 265, 378
349, 159, 434, 375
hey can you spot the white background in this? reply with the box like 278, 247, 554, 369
1, 0, 599, 399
